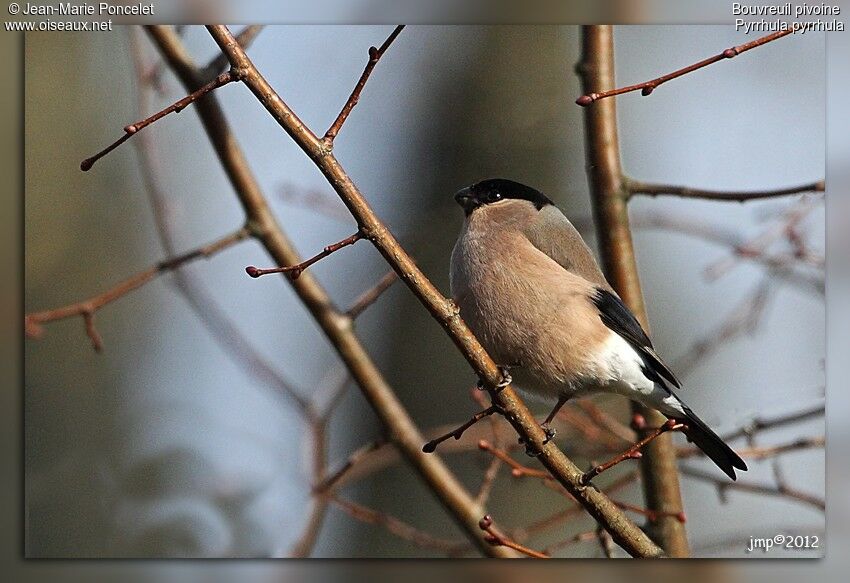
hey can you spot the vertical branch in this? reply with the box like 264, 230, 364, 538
577, 25, 690, 557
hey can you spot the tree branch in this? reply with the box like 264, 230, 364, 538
25, 227, 249, 351
345, 270, 398, 319
576, 29, 794, 106
81, 71, 236, 171
578, 24, 689, 557
145, 24, 515, 558
246, 231, 363, 280
628, 179, 824, 202
478, 515, 550, 559
681, 466, 824, 512
206, 23, 664, 558
323, 25, 404, 146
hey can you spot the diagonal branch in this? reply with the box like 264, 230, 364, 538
81, 71, 236, 171
145, 25, 514, 558
576, 29, 793, 105
345, 270, 398, 319
323, 25, 405, 146
206, 23, 664, 558
246, 231, 363, 280
25, 227, 250, 351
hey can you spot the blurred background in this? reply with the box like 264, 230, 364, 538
23, 25, 825, 560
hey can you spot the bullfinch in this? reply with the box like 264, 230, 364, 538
450, 178, 747, 480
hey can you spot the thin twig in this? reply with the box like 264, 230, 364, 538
422, 406, 503, 453
581, 420, 686, 486
330, 495, 470, 555
628, 179, 824, 202
246, 231, 363, 280
313, 439, 387, 495
576, 29, 794, 105
477, 440, 552, 480
289, 421, 330, 557
681, 466, 825, 511
345, 271, 398, 319
323, 25, 405, 146
25, 227, 250, 351
679, 436, 824, 461
478, 515, 550, 559
511, 471, 640, 542
81, 71, 235, 171
721, 404, 825, 444
541, 531, 598, 555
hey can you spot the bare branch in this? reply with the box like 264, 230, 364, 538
628, 179, 824, 202
681, 466, 824, 512
576, 29, 793, 106
721, 404, 825, 444
478, 515, 550, 559
330, 495, 470, 555
128, 27, 311, 414
578, 24, 688, 556
345, 271, 398, 319
81, 71, 236, 171
581, 419, 686, 486
323, 25, 405, 146
422, 405, 503, 453
202, 25, 265, 79
246, 231, 363, 280
25, 227, 249, 351
147, 25, 515, 557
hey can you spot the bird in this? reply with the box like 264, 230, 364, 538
449, 178, 747, 480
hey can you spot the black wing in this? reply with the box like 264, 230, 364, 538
591, 288, 681, 389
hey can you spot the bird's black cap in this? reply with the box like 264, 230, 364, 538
454, 178, 553, 215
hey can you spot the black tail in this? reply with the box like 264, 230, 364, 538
674, 401, 747, 480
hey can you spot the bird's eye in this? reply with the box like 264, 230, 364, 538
486, 191, 502, 203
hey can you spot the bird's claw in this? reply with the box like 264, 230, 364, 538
496, 365, 512, 389
477, 365, 512, 392
540, 423, 556, 444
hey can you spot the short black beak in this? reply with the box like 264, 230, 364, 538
454, 186, 476, 214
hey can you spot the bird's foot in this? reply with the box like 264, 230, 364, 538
477, 364, 513, 392
540, 423, 557, 444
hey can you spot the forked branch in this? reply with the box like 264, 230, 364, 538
26, 227, 250, 351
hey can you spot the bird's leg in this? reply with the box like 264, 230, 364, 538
540, 395, 570, 444
422, 404, 505, 453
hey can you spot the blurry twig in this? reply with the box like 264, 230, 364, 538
628, 179, 824, 202
681, 463, 825, 512
330, 495, 471, 556
25, 228, 249, 352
